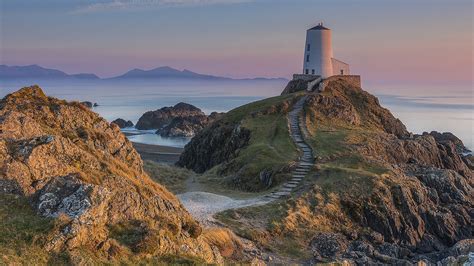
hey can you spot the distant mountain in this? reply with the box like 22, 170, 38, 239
110, 66, 230, 80
0, 65, 100, 80
0, 64, 287, 81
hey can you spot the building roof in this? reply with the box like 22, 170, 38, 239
309, 24, 330, 30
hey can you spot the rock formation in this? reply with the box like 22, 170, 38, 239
0, 86, 222, 263
158, 112, 224, 138
80, 101, 98, 108
136, 102, 223, 137
177, 121, 251, 173
135, 102, 204, 130
111, 118, 134, 128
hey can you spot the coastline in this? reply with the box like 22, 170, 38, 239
132, 142, 183, 164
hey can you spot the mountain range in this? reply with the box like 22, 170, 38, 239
0, 64, 286, 81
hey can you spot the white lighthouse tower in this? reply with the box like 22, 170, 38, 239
302, 22, 349, 79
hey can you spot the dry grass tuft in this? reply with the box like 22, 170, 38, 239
202, 228, 243, 258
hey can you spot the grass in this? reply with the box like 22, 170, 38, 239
144, 160, 193, 194
209, 93, 303, 191
0, 194, 70, 265
223, 93, 299, 123
201, 228, 243, 259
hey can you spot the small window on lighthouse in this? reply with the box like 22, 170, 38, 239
312, 69, 315, 75
307, 44, 310, 51
305, 69, 309, 74
306, 55, 310, 62
340, 70, 344, 75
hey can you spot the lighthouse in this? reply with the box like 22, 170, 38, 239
302, 22, 349, 78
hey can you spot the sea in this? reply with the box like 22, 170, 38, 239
0, 79, 472, 150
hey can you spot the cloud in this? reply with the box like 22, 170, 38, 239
73, 0, 253, 13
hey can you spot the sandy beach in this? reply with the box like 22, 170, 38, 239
132, 142, 183, 164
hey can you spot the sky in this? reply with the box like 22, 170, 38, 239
0, 0, 473, 84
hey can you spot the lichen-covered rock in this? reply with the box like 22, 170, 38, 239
0, 86, 222, 263
310, 233, 349, 261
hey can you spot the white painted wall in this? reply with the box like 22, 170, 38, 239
303, 27, 333, 78
332, 58, 350, 75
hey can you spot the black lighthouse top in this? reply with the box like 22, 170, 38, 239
309, 22, 330, 30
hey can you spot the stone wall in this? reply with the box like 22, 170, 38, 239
292, 74, 321, 81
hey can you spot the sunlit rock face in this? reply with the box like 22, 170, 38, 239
0, 86, 222, 263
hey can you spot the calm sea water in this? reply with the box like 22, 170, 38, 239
0, 79, 472, 150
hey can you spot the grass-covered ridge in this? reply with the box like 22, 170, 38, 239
222, 93, 302, 190
181, 92, 304, 191
214, 79, 401, 262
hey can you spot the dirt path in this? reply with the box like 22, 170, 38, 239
177, 191, 271, 226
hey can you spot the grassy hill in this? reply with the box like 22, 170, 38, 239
211, 77, 473, 264
178, 92, 304, 191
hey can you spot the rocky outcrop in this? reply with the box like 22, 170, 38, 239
281, 79, 312, 95
289, 78, 473, 264
177, 121, 250, 173
158, 112, 224, 138
426, 131, 471, 154
135, 102, 205, 130
306, 78, 409, 138
0, 86, 222, 263
111, 118, 134, 128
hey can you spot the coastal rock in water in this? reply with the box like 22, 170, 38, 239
158, 112, 224, 137
111, 118, 134, 128
135, 102, 204, 130
0, 86, 222, 263
80, 101, 98, 108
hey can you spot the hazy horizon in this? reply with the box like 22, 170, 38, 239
1, 0, 473, 87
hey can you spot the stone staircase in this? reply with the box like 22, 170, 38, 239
266, 96, 314, 200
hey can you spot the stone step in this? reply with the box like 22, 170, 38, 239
299, 162, 313, 166
295, 168, 311, 173
267, 195, 281, 199
293, 171, 307, 175
294, 168, 309, 171
274, 191, 291, 196
280, 187, 293, 192
293, 173, 308, 176
295, 167, 310, 171
284, 183, 298, 188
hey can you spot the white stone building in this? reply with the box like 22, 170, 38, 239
302, 22, 349, 78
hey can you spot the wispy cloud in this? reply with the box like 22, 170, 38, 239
73, 0, 253, 13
